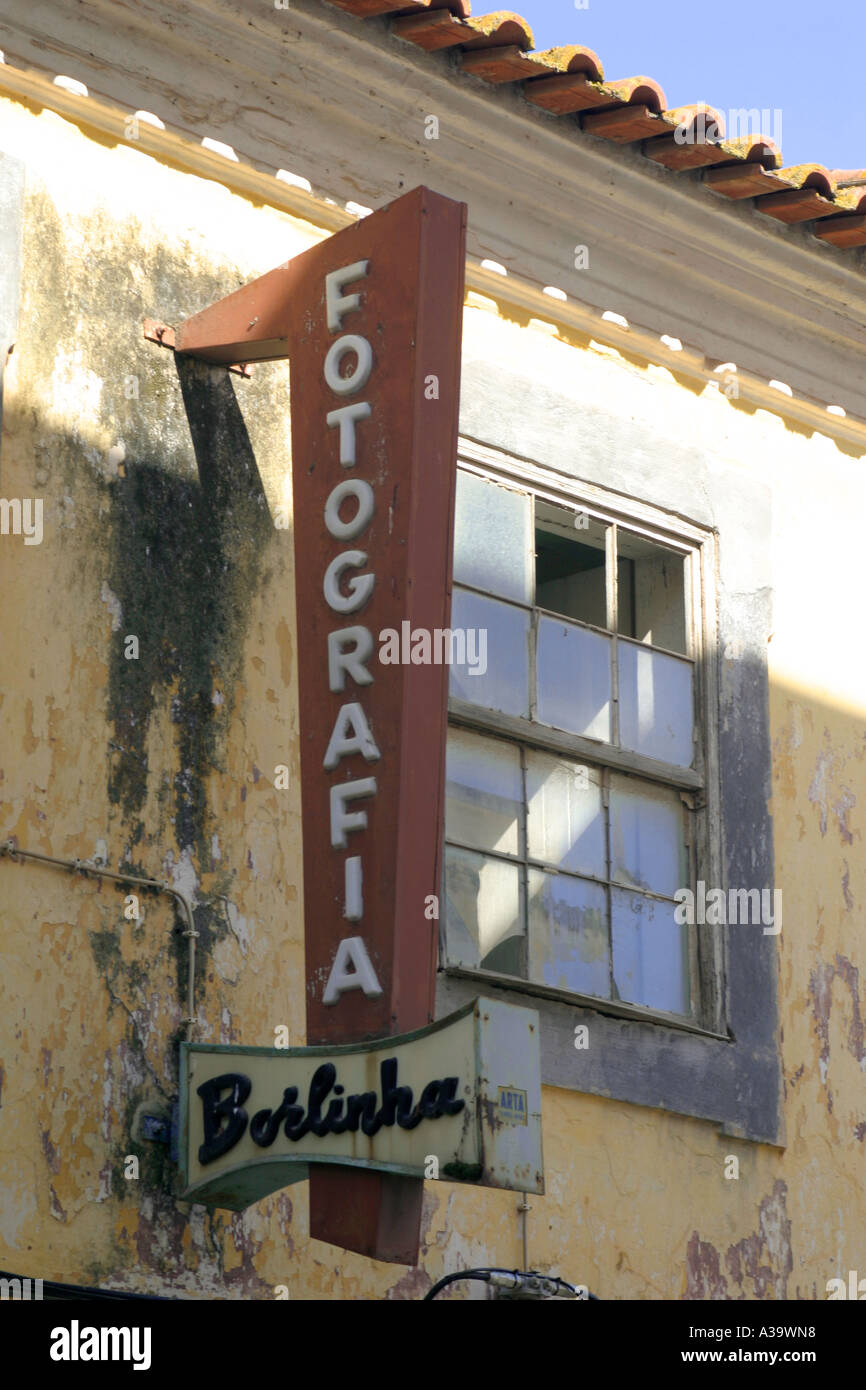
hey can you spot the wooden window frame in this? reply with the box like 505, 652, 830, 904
442, 440, 725, 1038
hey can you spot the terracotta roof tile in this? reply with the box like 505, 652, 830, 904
393, 8, 535, 51
704, 164, 797, 199
391, 12, 472, 48
531, 45, 604, 80
460, 44, 550, 81
832, 170, 866, 187
334, 0, 866, 260
523, 71, 612, 114
395, 9, 535, 51
754, 187, 838, 223
577, 77, 669, 143
458, 10, 534, 46
637, 104, 732, 169
834, 185, 866, 212
603, 76, 666, 111
814, 215, 866, 248
330, 0, 471, 16
692, 138, 776, 187
750, 166, 837, 224
725, 136, 782, 168
582, 104, 669, 143
775, 164, 836, 195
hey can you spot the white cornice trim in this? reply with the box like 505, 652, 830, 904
0, 58, 351, 233
464, 262, 866, 449
0, 0, 864, 447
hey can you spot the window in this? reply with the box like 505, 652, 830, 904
443, 454, 719, 1028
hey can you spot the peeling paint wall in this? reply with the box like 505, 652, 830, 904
0, 88, 864, 1301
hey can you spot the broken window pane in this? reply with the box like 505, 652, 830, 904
611, 889, 689, 1015
616, 531, 686, 654
536, 615, 612, 742
528, 869, 610, 998
618, 640, 694, 766
444, 845, 524, 975
525, 750, 605, 879
453, 470, 532, 603
445, 727, 522, 858
609, 773, 688, 900
449, 586, 530, 717
535, 502, 609, 628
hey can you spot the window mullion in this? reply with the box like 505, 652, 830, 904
529, 492, 538, 721
611, 636, 620, 748
606, 521, 618, 631
529, 609, 538, 721
608, 522, 620, 748
602, 766, 614, 1002
520, 742, 529, 982
682, 794, 700, 1022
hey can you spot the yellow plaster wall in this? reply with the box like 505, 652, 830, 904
0, 93, 863, 1300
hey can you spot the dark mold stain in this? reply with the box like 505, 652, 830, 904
22, 189, 276, 874
107, 354, 272, 864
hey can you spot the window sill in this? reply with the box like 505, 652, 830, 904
441, 964, 731, 1042
435, 958, 783, 1147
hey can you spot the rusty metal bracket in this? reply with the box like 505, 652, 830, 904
143, 318, 252, 377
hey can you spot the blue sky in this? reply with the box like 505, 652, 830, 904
513, 0, 863, 172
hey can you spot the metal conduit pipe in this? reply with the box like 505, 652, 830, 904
0, 840, 200, 1038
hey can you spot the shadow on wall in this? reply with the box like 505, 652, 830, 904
0, 344, 295, 1296
106, 355, 273, 860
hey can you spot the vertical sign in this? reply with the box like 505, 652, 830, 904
174, 188, 467, 1262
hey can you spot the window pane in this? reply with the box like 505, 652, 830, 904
528, 869, 610, 998
535, 502, 608, 628
453, 470, 532, 603
616, 531, 686, 654
449, 587, 530, 717
526, 750, 605, 878
611, 889, 689, 1015
444, 845, 524, 975
445, 727, 522, 857
609, 773, 688, 899
618, 640, 693, 767
536, 615, 612, 741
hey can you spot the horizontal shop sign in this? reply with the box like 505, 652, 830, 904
179, 997, 543, 1209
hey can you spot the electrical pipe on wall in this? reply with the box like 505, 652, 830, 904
0, 840, 199, 1038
